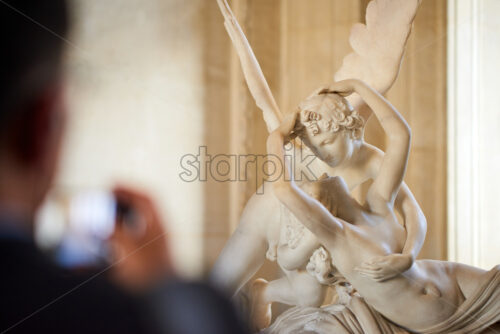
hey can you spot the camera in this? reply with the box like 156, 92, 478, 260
36, 190, 129, 268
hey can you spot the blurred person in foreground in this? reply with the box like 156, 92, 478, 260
0, 1, 247, 333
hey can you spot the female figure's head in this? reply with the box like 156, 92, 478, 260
293, 89, 364, 167
301, 173, 351, 218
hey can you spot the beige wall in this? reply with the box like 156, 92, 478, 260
448, 0, 500, 269
385, 0, 448, 260
61, 0, 209, 277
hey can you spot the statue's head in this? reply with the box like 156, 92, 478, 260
293, 89, 364, 167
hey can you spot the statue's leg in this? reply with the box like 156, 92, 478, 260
287, 270, 329, 307
250, 277, 296, 331
251, 274, 329, 330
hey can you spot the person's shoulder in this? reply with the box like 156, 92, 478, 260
0, 239, 148, 334
148, 279, 249, 334
151, 279, 236, 311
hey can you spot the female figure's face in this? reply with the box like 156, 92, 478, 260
301, 174, 350, 217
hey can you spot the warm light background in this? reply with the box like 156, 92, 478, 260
48, 0, 499, 278
60, 0, 210, 276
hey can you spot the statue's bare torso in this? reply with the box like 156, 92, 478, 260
212, 144, 379, 304
314, 179, 485, 331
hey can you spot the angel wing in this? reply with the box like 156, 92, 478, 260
216, 0, 282, 132
217, 0, 420, 132
335, 0, 422, 121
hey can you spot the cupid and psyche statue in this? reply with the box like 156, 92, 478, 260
210, 1, 500, 333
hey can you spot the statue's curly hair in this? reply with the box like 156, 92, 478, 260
293, 89, 364, 140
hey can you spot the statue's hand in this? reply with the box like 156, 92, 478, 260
354, 253, 413, 282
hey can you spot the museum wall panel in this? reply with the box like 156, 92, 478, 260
448, 0, 500, 269
60, 0, 209, 277
386, 0, 448, 260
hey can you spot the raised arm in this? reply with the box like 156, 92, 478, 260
396, 184, 426, 260
216, 0, 282, 132
266, 114, 344, 248
329, 79, 411, 213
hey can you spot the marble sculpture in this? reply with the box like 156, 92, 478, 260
210, 1, 500, 333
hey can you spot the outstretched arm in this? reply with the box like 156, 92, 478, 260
216, 0, 282, 132
266, 114, 344, 248
329, 79, 411, 214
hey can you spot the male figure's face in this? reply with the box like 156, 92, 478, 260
301, 128, 354, 168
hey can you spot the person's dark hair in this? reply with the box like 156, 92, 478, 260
0, 0, 68, 135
